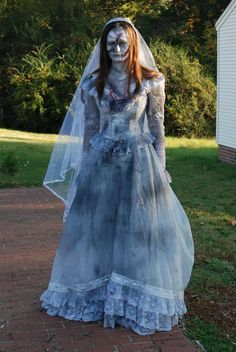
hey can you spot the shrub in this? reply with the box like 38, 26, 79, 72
8, 43, 92, 133
151, 39, 216, 137
8, 39, 216, 137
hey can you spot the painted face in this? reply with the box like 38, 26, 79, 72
106, 27, 129, 62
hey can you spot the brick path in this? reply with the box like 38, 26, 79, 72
0, 187, 200, 352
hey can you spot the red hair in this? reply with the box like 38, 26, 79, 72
95, 21, 162, 98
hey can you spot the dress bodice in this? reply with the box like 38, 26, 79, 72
81, 71, 166, 168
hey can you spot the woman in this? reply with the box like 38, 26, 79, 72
40, 17, 195, 336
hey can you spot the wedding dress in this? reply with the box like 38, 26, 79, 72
40, 69, 195, 335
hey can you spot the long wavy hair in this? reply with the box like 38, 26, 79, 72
95, 21, 162, 98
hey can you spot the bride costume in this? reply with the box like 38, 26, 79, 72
40, 17, 195, 335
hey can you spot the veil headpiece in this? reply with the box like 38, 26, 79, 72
43, 17, 159, 221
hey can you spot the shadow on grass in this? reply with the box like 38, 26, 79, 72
0, 140, 53, 188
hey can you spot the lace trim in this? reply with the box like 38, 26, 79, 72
40, 273, 187, 335
47, 272, 184, 300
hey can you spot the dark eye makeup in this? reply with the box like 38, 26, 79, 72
107, 41, 128, 46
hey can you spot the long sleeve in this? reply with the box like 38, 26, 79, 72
81, 90, 100, 154
80, 74, 100, 166
146, 76, 166, 170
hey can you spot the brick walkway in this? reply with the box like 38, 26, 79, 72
0, 187, 200, 352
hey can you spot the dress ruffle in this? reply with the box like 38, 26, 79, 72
89, 131, 156, 156
40, 273, 187, 335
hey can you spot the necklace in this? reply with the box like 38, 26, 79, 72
108, 80, 131, 112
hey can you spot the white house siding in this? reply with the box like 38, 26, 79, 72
216, 1, 236, 151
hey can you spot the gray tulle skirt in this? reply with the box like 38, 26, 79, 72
40, 140, 194, 335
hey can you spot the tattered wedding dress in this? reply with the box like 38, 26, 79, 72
40, 71, 194, 335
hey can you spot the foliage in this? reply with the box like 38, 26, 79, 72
151, 39, 216, 137
7, 39, 216, 136
154, 0, 231, 76
0, 0, 231, 134
8, 43, 90, 132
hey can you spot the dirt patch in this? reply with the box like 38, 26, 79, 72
185, 285, 236, 343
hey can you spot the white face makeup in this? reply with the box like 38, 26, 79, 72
106, 27, 129, 63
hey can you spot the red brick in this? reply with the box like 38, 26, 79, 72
0, 187, 198, 352
91, 345, 116, 352
128, 334, 151, 343
12, 330, 48, 341
117, 342, 152, 352
106, 335, 132, 345
218, 144, 236, 164
9, 319, 64, 332
0, 331, 13, 342
158, 338, 195, 348
161, 347, 197, 352
0, 343, 30, 352
151, 331, 184, 342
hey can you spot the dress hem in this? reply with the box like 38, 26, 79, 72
40, 272, 187, 335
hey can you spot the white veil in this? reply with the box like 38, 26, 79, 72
43, 17, 161, 222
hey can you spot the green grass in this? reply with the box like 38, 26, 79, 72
185, 317, 236, 352
0, 128, 55, 187
1, 128, 236, 351
166, 138, 236, 351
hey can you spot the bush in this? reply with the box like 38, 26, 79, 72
8, 43, 92, 133
151, 39, 216, 137
8, 39, 216, 137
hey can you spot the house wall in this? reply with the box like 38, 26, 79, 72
216, 1, 236, 164
218, 144, 236, 164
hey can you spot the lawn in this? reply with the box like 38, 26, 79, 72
0, 128, 236, 351
0, 128, 56, 188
